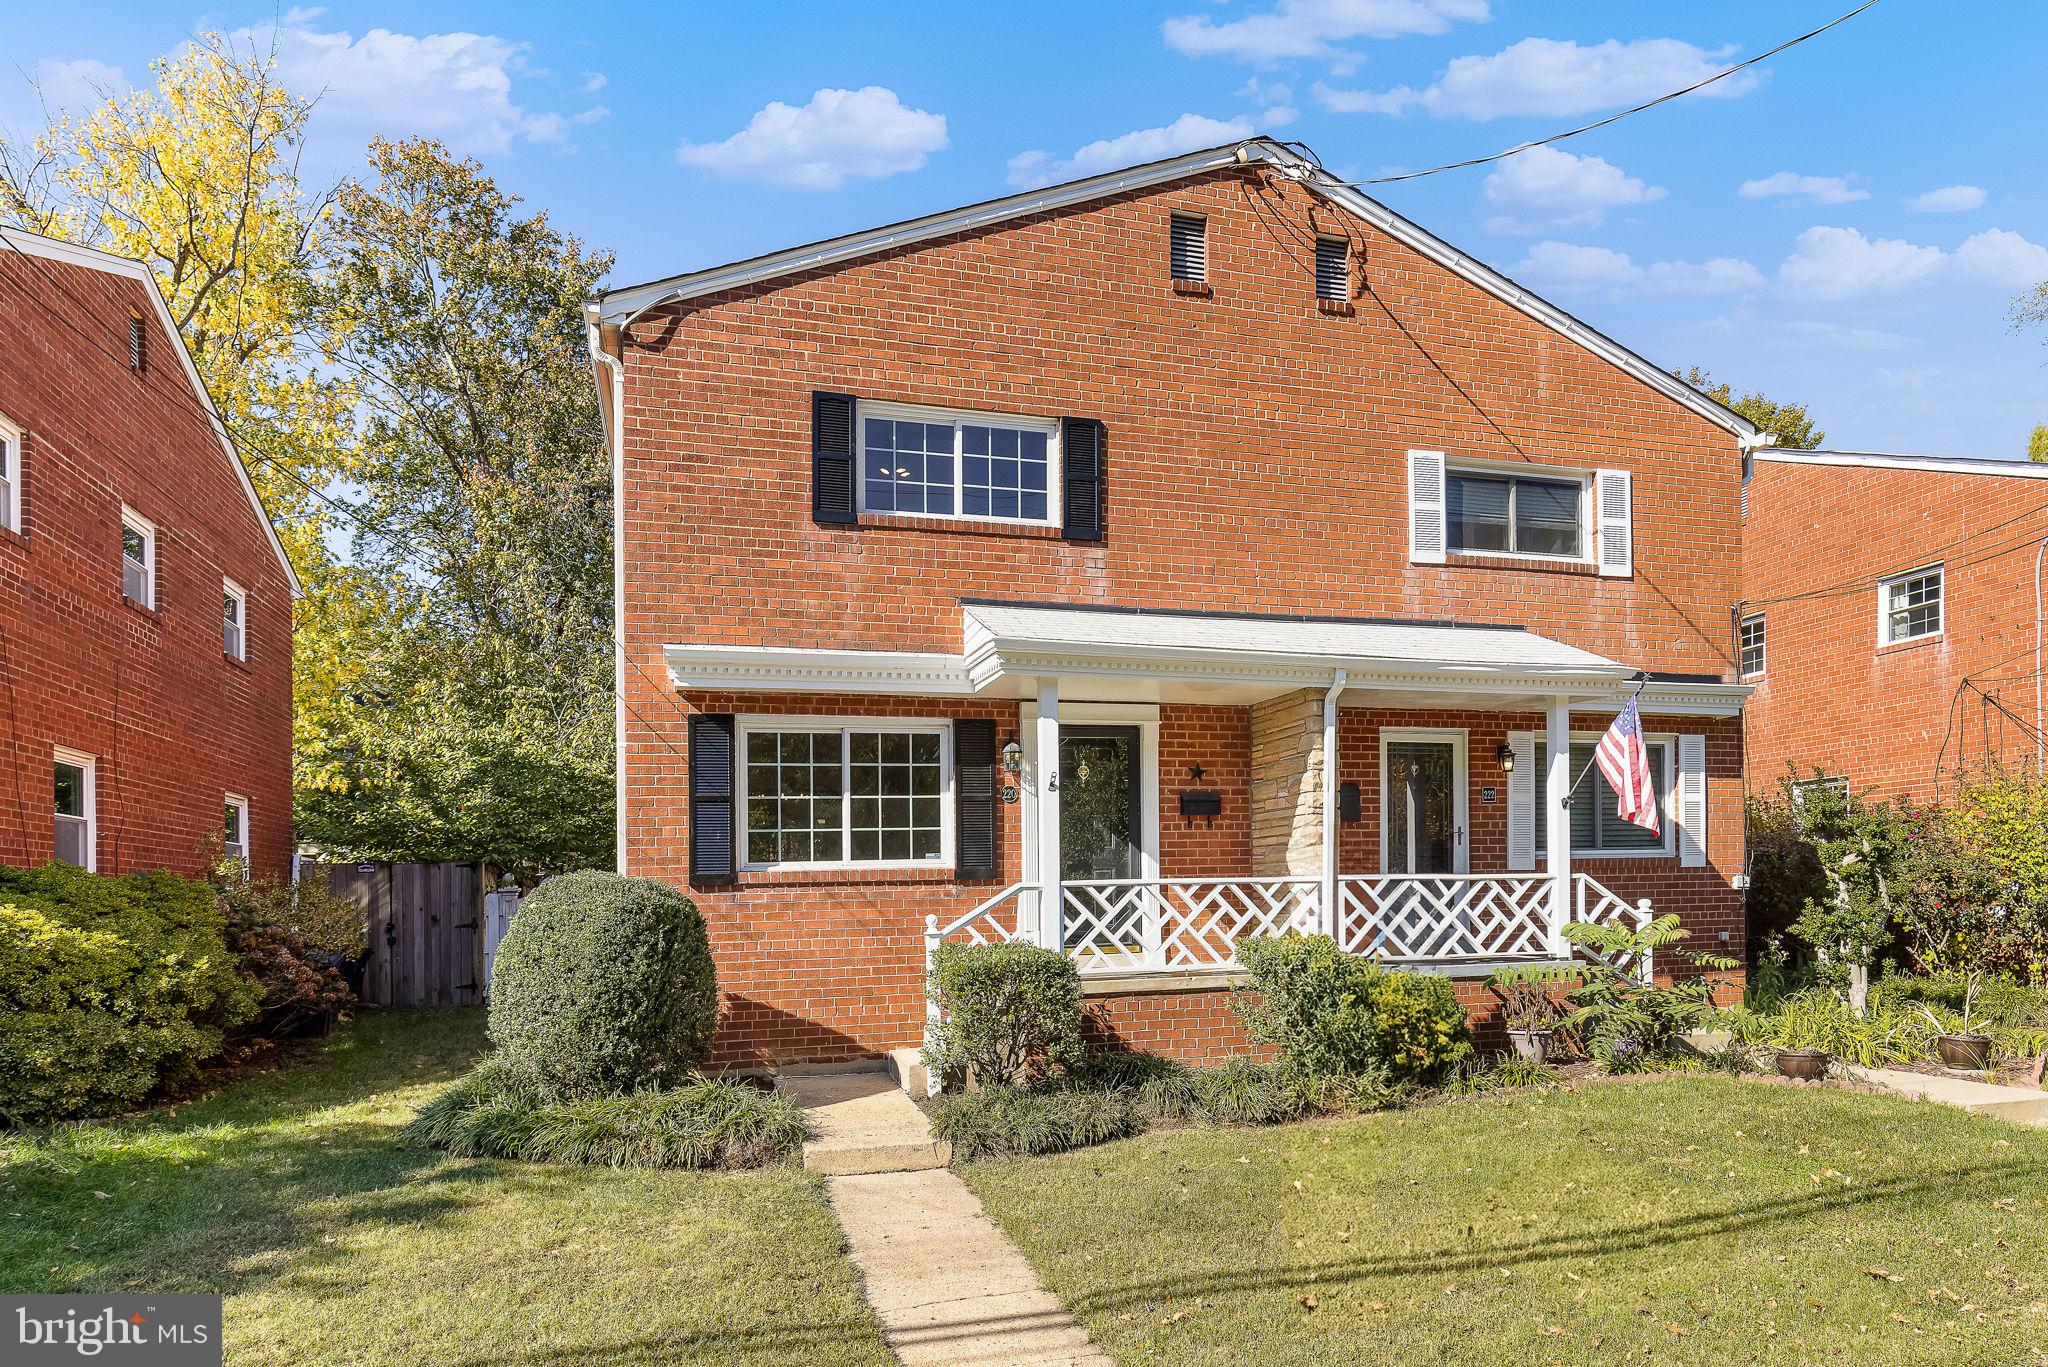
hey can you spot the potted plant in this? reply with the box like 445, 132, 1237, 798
1925, 972, 1995, 1072
1488, 965, 1572, 1065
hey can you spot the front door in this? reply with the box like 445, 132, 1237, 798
1383, 735, 1466, 874
1060, 726, 1141, 880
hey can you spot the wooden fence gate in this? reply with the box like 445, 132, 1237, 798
307, 861, 489, 1007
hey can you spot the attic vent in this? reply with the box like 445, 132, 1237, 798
1169, 213, 1207, 282
1315, 237, 1349, 301
127, 311, 146, 372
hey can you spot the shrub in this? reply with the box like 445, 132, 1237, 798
210, 869, 358, 1046
1559, 914, 1736, 1070
489, 871, 716, 1097
1234, 934, 1472, 1084
407, 1059, 802, 1169
929, 1082, 1144, 1159
924, 941, 1082, 1088
0, 864, 257, 1123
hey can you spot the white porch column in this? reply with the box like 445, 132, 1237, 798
1320, 670, 1347, 937
1545, 694, 1573, 957
1035, 678, 1063, 953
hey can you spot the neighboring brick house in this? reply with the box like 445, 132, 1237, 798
0, 227, 298, 882
1740, 448, 2048, 803
589, 139, 1760, 1073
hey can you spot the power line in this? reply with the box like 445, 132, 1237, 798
1744, 497, 2048, 611
1287, 0, 1884, 189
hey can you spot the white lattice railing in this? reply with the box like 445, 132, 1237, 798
1573, 872, 1656, 983
922, 882, 1037, 1096
1336, 874, 1553, 963
1061, 876, 1322, 973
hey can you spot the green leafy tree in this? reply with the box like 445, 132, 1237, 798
1775, 768, 1911, 1005
2028, 424, 2048, 462
1676, 367, 1824, 450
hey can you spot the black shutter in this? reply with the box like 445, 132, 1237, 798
689, 714, 737, 884
954, 718, 999, 879
1061, 416, 1104, 541
812, 391, 857, 524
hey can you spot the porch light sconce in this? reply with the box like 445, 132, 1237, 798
1495, 743, 1516, 773
1000, 736, 1022, 774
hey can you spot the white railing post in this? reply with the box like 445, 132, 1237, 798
1636, 897, 1655, 985
922, 913, 941, 1097
1035, 679, 1064, 955
1545, 695, 1573, 958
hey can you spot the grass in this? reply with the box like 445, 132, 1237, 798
964, 1073, 2048, 1365
0, 1009, 890, 1367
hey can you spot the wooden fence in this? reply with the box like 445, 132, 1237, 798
306, 861, 492, 1008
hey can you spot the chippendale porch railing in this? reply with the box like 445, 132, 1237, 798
1061, 876, 1323, 973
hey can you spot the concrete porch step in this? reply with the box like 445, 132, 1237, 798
1844, 1066, 2048, 1126
887, 1045, 930, 1097
778, 1070, 952, 1174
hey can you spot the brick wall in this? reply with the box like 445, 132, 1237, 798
1742, 457, 2048, 801
0, 248, 294, 881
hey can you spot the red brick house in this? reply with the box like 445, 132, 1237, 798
590, 139, 1760, 1074
0, 227, 298, 882
1740, 448, 2048, 803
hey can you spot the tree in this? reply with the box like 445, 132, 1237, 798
2028, 424, 2048, 462
1675, 367, 1824, 450
290, 139, 614, 879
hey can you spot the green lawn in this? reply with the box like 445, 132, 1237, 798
0, 1010, 890, 1367
964, 1075, 2048, 1366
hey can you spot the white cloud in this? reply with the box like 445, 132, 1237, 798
1737, 171, 1868, 205
232, 15, 606, 154
1314, 36, 1761, 120
1907, 184, 1985, 213
1510, 240, 1762, 296
1480, 145, 1663, 234
676, 87, 948, 189
30, 58, 126, 115
1007, 113, 1253, 189
1776, 225, 1947, 301
1162, 0, 1489, 68
1700, 314, 1912, 352
1954, 228, 2048, 287
580, 71, 608, 96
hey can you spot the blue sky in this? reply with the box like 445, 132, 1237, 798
5, 1, 2045, 456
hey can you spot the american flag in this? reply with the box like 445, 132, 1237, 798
1595, 696, 1660, 835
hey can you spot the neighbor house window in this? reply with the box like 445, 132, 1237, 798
1739, 613, 1766, 678
223, 579, 247, 659
1446, 469, 1586, 559
0, 414, 19, 534
1169, 212, 1207, 282
1533, 738, 1673, 856
1880, 565, 1942, 644
223, 794, 249, 867
121, 506, 155, 607
741, 723, 950, 868
860, 402, 1057, 524
1315, 236, 1349, 300
54, 750, 94, 870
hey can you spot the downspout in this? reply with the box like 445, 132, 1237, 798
587, 309, 630, 873
2036, 533, 2048, 774
1321, 669, 1348, 937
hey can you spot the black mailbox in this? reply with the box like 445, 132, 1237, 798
1339, 781, 1361, 823
1178, 789, 1223, 819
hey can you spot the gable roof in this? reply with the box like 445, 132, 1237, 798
1756, 448, 2048, 481
592, 137, 1759, 444
0, 225, 301, 596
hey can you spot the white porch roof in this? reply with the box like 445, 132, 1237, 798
662, 601, 1749, 714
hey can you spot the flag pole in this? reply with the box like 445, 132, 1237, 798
1560, 670, 1652, 809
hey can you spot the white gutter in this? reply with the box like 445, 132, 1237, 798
1321, 668, 1348, 937
587, 311, 629, 874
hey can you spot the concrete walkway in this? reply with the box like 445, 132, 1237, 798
781, 1068, 1111, 1365
1843, 1065, 2048, 1126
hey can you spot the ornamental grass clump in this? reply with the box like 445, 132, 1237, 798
929, 1082, 1145, 1159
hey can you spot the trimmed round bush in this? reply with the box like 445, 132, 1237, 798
489, 871, 715, 1096
1235, 933, 1472, 1085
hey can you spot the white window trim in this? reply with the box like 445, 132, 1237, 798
223, 792, 251, 872
53, 746, 96, 872
1739, 612, 1766, 679
1877, 563, 1944, 646
121, 504, 156, 608
223, 577, 248, 660
854, 398, 1062, 528
1377, 726, 1470, 874
1443, 458, 1595, 566
736, 715, 955, 872
1533, 730, 1678, 860
0, 412, 20, 535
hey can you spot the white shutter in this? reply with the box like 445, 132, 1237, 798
1676, 733, 1707, 867
1408, 450, 1446, 564
1506, 731, 1537, 870
1596, 469, 1633, 578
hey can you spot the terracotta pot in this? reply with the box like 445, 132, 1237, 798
1936, 1033, 1994, 1072
1775, 1048, 1830, 1081
1507, 1028, 1553, 1065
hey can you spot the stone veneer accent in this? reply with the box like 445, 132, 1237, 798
1249, 688, 1324, 879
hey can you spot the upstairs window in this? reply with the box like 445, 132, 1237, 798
1880, 565, 1942, 644
1445, 469, 1585, 560
860, 401, 1057, 524
121, 506, 155, 607
54, 750, 94, 870
1315, 236, 1349, 300
1739, 613, 1766, 678
0, 415, 18, 534
1169, 212, 1207, 282
223, 579, 248, 660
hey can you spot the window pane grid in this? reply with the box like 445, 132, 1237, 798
1739, 615, 1766, 676
1534, 740, 1669, 854
862, 411, 1052, 524
1884, 570, 1941, 642
1446, 472, 1582, 558
744, 727, 944, 866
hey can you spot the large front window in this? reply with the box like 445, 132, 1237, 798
741, 724, 949, 867
861, 403, 1055, 523
1446, 471, 1584, 559
1534, 738, 1672, 855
